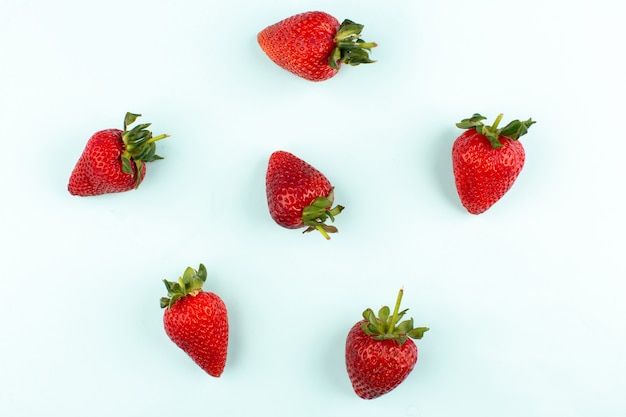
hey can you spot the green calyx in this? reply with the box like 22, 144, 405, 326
361, 289, 429, 346
120, 112, 169, 188
302, 188, 344, 240
456, 113, 536, 149
160, 264, 208, 310
329, 19, 377, 70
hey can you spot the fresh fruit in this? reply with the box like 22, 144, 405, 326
345, 289, 429, 400
161, 264, 229, 377
257, 11, 377, 81
266, 150, 344, 239
452, 113, 536, 214
68, 112, 168, 196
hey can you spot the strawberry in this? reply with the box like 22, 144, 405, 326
452, 113, 536, 214
345, 289, 429, 400
160, 264, 229, 377
257, 11, 377, 81
266, 150, 344, 239
68, 112, 168, 196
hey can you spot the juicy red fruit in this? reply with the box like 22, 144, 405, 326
257, 11, 377, 82
163, 291, 228, 377
67, 112, 168, 197
452, 113, 535, 214
266, 151, 332, 229
161, 264, 229, 378
258, 11, 339, 81
266, 150, 344, 239
453, 130, 525, 214
346, 320, 418, 400
68, 129, 144, 196
345, 289, 429, 399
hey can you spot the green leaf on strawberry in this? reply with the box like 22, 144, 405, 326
361, 289, 429, 346
456, 113, 535, 149
330, 19, 377, 69
301, 189, 345, 239
161, 264, 208, 309
121, 112, 169, 188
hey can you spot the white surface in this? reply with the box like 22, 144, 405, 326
1, 0, 624, 415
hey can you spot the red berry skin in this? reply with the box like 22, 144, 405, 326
68, 129, 145, 196
266, 151, 332, 229
163, 291, 229, 377
258, 11, 340, 81
345, 320, 418, 400
452, 129, 525, 214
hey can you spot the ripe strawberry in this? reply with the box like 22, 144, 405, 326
257, 11, 377, 81
161, 264, 229, 377
345, 289, 429, 400
452, 113, 536, 214
266, 150, 344, 239
68, 112, 168, 196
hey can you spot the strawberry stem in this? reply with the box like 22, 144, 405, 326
491, 113, 504, 131
315, 225, 331, 240
149, 133, 169, 143
387, 288, 404, 332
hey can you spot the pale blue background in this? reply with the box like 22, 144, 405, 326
1, 1, 624, 416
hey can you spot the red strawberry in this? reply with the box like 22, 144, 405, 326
161, 264, 229, 377
452, 113, 536, 214
257, 11, 377, 81
345, 289, 429, 400
68, 112, 168, 196
266, 150, 344, 239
